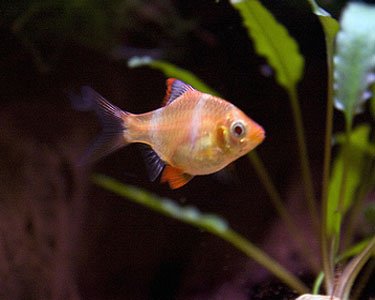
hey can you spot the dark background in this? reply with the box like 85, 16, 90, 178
0, 0, 373, 299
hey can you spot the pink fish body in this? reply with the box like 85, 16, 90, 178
74, 78, 265, 189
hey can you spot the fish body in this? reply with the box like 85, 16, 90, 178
74, 79, 265, 189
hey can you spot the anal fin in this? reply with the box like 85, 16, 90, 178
160, 166, 193, 189
140, 145, 165, 181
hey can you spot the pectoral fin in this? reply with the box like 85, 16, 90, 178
160, 166, 193, 189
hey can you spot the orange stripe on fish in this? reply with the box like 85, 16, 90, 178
70, 78, 265, 189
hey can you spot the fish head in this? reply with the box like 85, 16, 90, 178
216, 108, 265, 158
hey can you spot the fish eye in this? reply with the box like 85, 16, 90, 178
231, 121, 246, 138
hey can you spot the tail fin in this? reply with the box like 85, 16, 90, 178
70, 86, 128, 165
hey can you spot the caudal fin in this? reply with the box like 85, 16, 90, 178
70, 86, 128, 165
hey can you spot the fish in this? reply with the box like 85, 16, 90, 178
72, 78, 265, 189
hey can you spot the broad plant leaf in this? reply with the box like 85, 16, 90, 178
327, 125, 372, 237
333, 3, 375, 123
128, 57, 219, 96
229, 0, 304, 91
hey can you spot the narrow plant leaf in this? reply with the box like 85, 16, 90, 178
128, 57, 219, 96
306, 4, 340, 290
295, 295, 340, 300
229, 0, 304, 91
92, 174, 309, 294
307, 0, 340, 47
327, 125, 372, 237
336, 238, 371, 262
333, 3, 375, 123
93, 174, 229, 233
334, 236, 375, 299
312, 272, 325, 295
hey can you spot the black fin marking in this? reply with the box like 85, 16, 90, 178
71, 86, 128, 165
163, 78, 195, 106
140, 145, 165, 181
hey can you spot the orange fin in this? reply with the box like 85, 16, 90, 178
160, 165, 193, 189
162, 78, 194, 106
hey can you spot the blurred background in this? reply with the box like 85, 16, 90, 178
0, 0, 373, 299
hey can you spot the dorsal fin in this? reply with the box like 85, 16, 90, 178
162, 78, 194, 106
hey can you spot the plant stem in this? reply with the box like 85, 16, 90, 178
221, 229, 309, 295
248, 151, 319, 272
312, 271, 325, 294
342, 148, 375, 250
92, 174, 309, 295
350, 258, 375, 300
331, 118, 357, 297
334, 236, 375, 299
321, 38, 336, 294
336, 118, 353, 242
342, 180, 370, 251
287, 88, 319, 234
323, 110, 352, 297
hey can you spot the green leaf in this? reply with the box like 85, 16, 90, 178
229, 0, 304, 91
334, 130, 375, 157
327, 125, 372, 237
295, 295, 340, 300
317, 15, 339, 49
128, 57, 219, 96
92, 174, 230, 232
333, 3, 375, 123
307, 0, 339, 45
336, 238, 371, 262
371, 83, 375, 119
92, 174, 309, 294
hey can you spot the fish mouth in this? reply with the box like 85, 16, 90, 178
251, 125, 265, 144
239, 125, 265, 154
